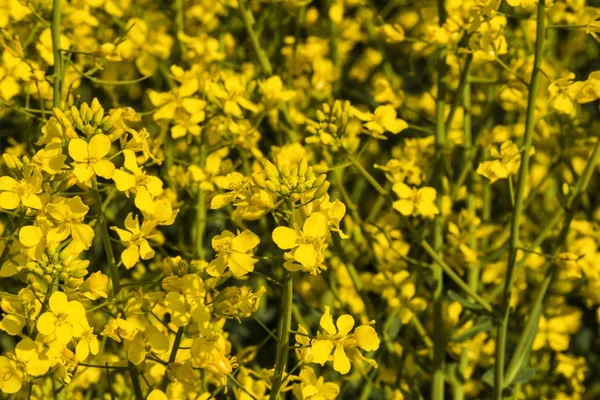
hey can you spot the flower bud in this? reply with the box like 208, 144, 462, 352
314, 180, 330, 199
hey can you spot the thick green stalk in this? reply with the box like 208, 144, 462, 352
270, 201, 294, 400
92, 179, 121, 297
432, 1, 447, 397
453, 82, 477, 400
159, 327, 185, 391
238, 0, 273, 76
494, 2, 545, 397
503, 135, 600, 386
51, 0, 62, 108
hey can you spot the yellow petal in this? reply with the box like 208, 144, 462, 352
49, 291, 69, 313
294, 243, 317, 268
303, 212, 328, 239
335, 315, 355, 337
231, 230, 260, 253
19, 225, 42, 247
320, 306, 337, 335
311, 340, 334, 364
93, 159, 115, 179
354, 325, 380, 351
333, 343, 351, 374
89, 134, 112, 159
122, 245, 140, 269
68, 138, 89, 162
113, 170, 136, 192
272, 227, 300, 249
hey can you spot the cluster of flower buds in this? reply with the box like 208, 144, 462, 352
41, 99, 124, 143
305, 100, 351, 148
253, 156, 330, 203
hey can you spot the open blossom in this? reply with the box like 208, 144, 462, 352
36, 292, 89, 344
392, 183, 439, 218
0, 175, 43, 210
272, 212, 330, 274
208, 229, 260, 277
309, 306, 380, 374
0, 338, 49, 394
68, 134, 115, 183
111, 213, 162, 269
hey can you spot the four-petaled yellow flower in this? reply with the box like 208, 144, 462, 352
310, 306, 380, 374
392, 183, 439, 219
208, 230, 261, 277
352, 105, 408, 139
272, 212, 330, 275
68, 134, 115, 183
36, 292, 88, 344
0, 338, 49, 394
46, 196, 95, 250
0, 175, 43, 210
111, 213, 161, 269
112, 149, 163, 214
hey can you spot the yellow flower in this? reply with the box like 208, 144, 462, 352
353, 105, 408, 138
127, 326, 169, 365
46, 196, 95, 250
80, 271, 109, 300
19, 225, 45, 261
533, 312, 581, 352
208, 230, 260, 277
292, 366, 340, 400
0, 175, 43, 210
36, 292, 88, 344
211, 76, 258, 118
112, 149, 163, 214
556, 252, 582, 279
259, 75, 296, 105
111, 213, 161, 269
149, 66, 206, 139
379, 24, 406, 43
392, 183, 439, 218
0, 338, 49, 394
272, 212, 330, 275
310, 306, 379, 374
147, 390, 169, 400
68, 134, 115, 183
76, 327, 100, 361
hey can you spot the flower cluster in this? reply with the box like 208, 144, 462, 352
1, 0, 600, 399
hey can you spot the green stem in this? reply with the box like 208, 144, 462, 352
51, 0, 62, 107
432, 0, 447, 396
494, 2, 545, 397
454, 81, 476, 400
92, 179, 121, 297
270, 200, 295, 400
159, 327, 184, 391
238, 0, 273, 75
